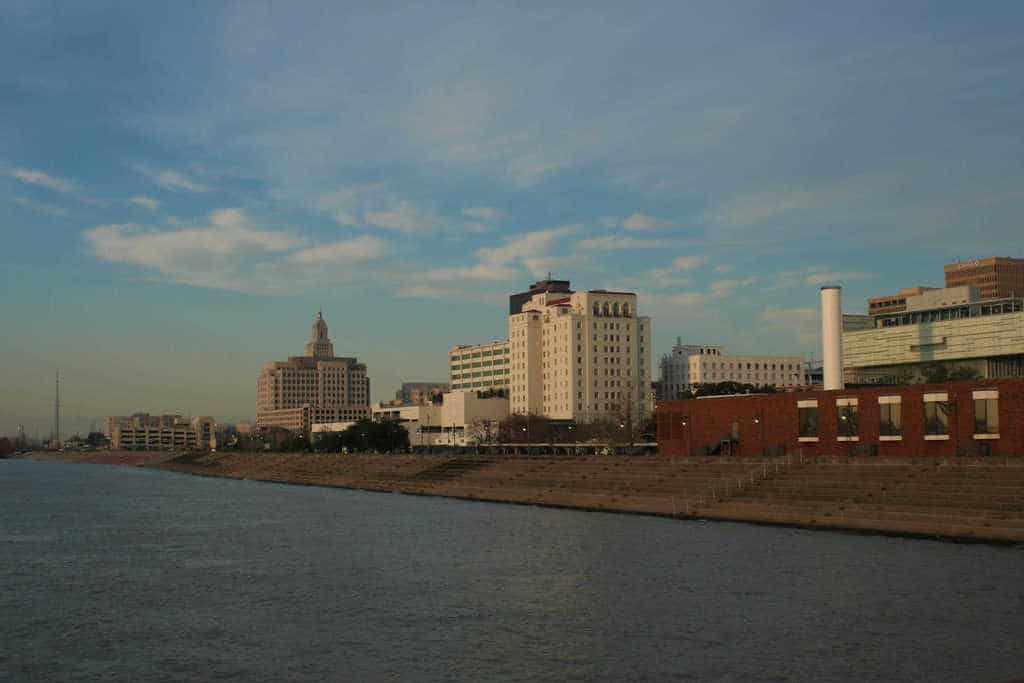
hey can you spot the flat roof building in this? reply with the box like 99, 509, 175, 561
945, 257, 1024, 300
449, 340, 510, 393
659, 339, 806, 399
106, 413, 215, 451
658, 378, 1024, 458
844, 296, 1024, 383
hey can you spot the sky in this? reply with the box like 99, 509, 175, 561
2, 1, 1023, 437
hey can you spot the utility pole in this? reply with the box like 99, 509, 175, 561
54, 370, 61, 447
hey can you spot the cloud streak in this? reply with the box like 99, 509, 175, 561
83, 208, 386, 293
5, 167, 78, 194
132, 164, 211, 193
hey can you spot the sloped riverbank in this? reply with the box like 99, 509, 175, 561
148, 452, 1024, 544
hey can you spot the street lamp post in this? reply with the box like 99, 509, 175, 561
680, 415, 692, 457
753, 411, 765, 456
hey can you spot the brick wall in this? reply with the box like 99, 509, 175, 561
657, 378, 1024, 457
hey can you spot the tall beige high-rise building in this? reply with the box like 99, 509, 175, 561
256, 312, 370, 434
509, 288, 651, 422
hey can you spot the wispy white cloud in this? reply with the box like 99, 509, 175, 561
461, 206, 501, 222
647, 254, 708, 282
404, 224, 580, 299
757, 307, 820, 348
11, 195, 71, 218
364, 200, 441, 234
709, 275, 758, 299
770, 266, 874, 290
83, 208, 328, 292
129, 196, 160, 211
622, 212, 672, 231
132, 164, 211, 193
5, 166, 78, 194
287, 235, 388, 265
575, 235, 667, 251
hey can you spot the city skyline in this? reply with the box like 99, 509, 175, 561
4, 2, 1024, 435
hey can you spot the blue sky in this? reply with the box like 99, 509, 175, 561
3, 1, 1023, 436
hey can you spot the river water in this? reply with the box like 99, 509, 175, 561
1, 459, 1021, 682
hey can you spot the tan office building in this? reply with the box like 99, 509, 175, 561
106, 414, 215, 451
945, 257, 1024, 300
509, 288, 651, 422
256, 312, 370, 434
449, 340, 510, 392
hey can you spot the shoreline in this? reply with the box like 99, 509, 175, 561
15, 450, 1023, 545
147, 452, 1024, 546
158, 463, 1021, 546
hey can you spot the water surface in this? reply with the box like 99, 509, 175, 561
1, 459, 1021, 681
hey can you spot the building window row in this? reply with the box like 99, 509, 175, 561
796, 391, 999, 442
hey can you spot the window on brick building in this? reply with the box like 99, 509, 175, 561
924, 394, 950, 437
837, 399, 859, 439
973, 390, 999, 436
798, 400, 818, 439
879, 397, 901, 437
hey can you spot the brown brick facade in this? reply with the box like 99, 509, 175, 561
657, 378, 1024, 458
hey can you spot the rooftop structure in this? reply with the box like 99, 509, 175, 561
509, 278, 573, 315
945, 257, 1024, 300
393, 382, 449, 405
867, 286, 938, 317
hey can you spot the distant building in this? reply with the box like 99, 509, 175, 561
449, 340, 510, 393
945, 257, 1024, 300
373, 391, 509, 446
105, 414, 215, 451
844, 294, 1024, 383
393, 382, 449, 405
658, 340, 806, 399
256, 312, 370, 435
868, 286, 981, 318
509, 287, 652, 422
658, 378, 1024, 458
867, 286, 937, 317
509, 277, 573, 315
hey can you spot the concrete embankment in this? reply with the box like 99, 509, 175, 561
147, 452, 1024, 544
24, 450, 181, 466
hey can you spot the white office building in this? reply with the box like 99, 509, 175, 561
509, 288, 652, 422
659, 340, 806, 398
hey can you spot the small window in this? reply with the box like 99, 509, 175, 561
879, 397, 902, 437
798, 402, 818, 438
973, 391, 999, 436
835, 398, 859, 439
924, 394, 950, 436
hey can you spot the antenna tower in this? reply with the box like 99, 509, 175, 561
54, 370, 61, 445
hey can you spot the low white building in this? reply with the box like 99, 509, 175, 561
310, 421, 358, 434
373, 392, 509, 446
659, 341, 806, 398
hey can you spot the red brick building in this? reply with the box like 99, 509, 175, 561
657, 378, 1024, 458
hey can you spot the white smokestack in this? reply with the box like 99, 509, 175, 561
821, 286, 844, 391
